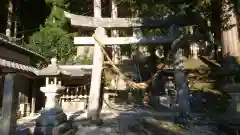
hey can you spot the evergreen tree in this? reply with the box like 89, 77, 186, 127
27, 0, 77, 64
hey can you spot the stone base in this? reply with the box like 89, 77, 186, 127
34, 108, 75, 135
34, 122, 73, 135
36, 108, 67, 126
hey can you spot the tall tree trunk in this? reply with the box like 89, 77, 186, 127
221, 0, 240, 58
211, 0, 222, 61
5, 0, 13, 38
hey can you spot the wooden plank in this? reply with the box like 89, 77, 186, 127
74, 36, 175, 45
64, 11, 196, 28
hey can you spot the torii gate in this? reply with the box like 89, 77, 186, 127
65, 0, 193, 121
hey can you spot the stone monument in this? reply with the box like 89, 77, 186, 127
35, 58, 73, 135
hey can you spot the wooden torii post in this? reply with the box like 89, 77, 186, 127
87, 27, 105, 120
86, 0, 103, 121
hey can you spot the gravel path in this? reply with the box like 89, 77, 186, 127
73, 106, 150, 135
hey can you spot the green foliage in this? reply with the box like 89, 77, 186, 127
64, 0, 93, 15
45, 6, 67, 27
26, 0, 95, 64
44, 0, 66, 7
27, 1, 76, 64
75, 55, 93, 65
27, 26, 77, 64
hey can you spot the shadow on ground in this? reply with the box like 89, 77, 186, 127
66, 105, 185, 135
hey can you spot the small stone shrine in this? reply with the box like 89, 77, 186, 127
34, 58, 73, 135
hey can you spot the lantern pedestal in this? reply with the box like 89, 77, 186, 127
34, 85, 73, 135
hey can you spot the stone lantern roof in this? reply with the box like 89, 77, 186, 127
36, 58, 71, 76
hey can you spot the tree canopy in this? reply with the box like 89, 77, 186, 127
26, 0, 77, 64
1, 0, 240, 64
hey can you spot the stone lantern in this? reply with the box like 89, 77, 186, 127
35, 58, 72, 135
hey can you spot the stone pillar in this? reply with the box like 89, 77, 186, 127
18, 90, 25, 117
87, 27, 105, 120
173, 48, 190, 123
86, 0, 103, 121
24, 77, 29, 116
0, 73, 18, 135
31, 80, 36, 115
19, 103, 25, 117
26, 103, 30, 116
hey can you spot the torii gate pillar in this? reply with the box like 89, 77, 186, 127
87, 27, 106, 120
87, 0, 103, 121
